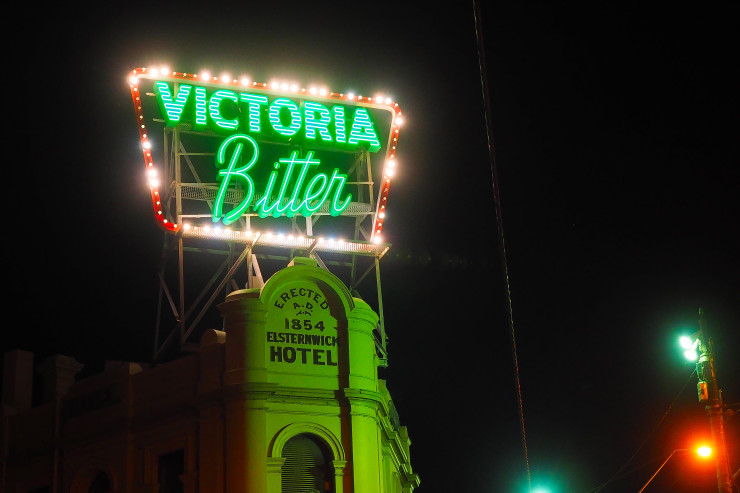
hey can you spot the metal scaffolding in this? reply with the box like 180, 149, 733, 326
152, 125, 391, 365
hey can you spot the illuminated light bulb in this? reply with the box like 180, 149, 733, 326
281, 82, 289, 90
684, 349, 698, 361
290, 84, 299, 92
160, 66, 169, 75
395, 115, 404, 126
142, 140, 151, 150
203, 226, 211, 233
347, 92, 355, 100
387, 159, 396, 168
240, 77, 250, 86
200, 71, 210, 81
385, 97, 392, 104
385, 168, 395, 177
319, 88, 327, 96
221, 73, 231, 83
679, 336, 693, 349
129, 75, 139, 84
309, 87, 318, 95
183, 224, 191, 230
374, 94, 384, 102
379, 212, 385, 219
373, 235, 382, 244
697, 446, 712, 457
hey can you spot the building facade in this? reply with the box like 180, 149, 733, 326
2, 258, 420, 493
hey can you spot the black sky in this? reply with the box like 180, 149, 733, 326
6, 2, 739, 492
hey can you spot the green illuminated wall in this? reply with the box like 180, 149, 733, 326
217, 257, 419, 492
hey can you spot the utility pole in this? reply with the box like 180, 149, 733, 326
695, 308, 734, 493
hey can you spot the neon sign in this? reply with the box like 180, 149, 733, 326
213, 135, 351, 224
129, 67, 402, 245
153, 81, 382, 152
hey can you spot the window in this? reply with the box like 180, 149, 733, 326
281, 434, 333, 493
158, 449, 184, 493
88, 472, 111, 493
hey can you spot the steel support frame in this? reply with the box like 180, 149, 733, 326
152, 126, 389, 364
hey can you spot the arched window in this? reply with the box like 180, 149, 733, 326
281, 434, 334, 493
88, 472, 111, 493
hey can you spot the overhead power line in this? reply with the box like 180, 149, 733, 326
472, 1, 531, 490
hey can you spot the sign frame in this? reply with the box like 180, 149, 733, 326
129, 67, 402, 251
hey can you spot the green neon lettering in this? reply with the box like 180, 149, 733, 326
152, 83, 387, 153
272, 153, 299, 217
332, 105, 346, 144
268, 98, 301, 136
213, 134, 258, 225
194, 86, 207, 127
254, 163, 281, 218
154, 82, 192, 126
303, 102, 333, 142
240, 93, 268, 133
209, 90, 239, 131
288, 151, 321, 215
301, 173, 328, 215
348, 108, 380, 151
327, 169, 352, 215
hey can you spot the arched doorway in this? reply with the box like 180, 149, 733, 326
281, 434, 334, 493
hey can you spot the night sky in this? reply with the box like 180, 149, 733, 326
6, 2, 739, 492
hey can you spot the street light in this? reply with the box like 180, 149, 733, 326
638, 446, 712, 492
679, 335, 699, 361
678, 308, 734, 493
